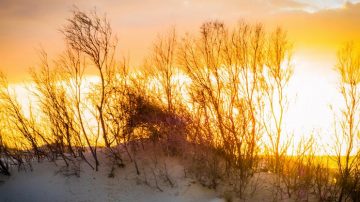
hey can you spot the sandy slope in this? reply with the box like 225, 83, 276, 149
0, 152, 224, 202
0, 145, 320, 202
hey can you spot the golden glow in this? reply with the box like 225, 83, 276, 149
1, 1, 360, 155
6, 65, 347, 155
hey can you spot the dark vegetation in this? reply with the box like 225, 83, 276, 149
0, 8, 359, 202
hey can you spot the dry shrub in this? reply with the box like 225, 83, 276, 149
187, 144, 225, 189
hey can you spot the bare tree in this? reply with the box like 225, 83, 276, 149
257, 27, 294, 201
62, 8, 117, 151
334, 42, 360, 202
58, 47, 99, 170
148, 28, 178, 113
263, 28, 293, 174
29, 49, 95, 172
31, 52, 72, 166
0, 73, 47, 162
178, 21, 266, 197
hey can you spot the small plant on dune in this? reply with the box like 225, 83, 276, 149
0, 136, 11, 176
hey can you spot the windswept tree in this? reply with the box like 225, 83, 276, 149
62, 8, 117, 150
334, 42, 360, 202
61, 9, 126, 170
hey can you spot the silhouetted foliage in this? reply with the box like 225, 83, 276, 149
334, 42, 360, 202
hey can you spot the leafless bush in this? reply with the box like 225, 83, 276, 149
0, 73, 47, 162
333, 42, 360, 202
56, 158, 81, 178
278, 136, 315, 200
313, 158, 337, 201
31, 51, 78, 167
178, 21, 263, 197
0, 117, 35, 174
133, 142, 177, 192
0, 136, 11, 176
147, 27, 178, 113
176, 21, 295, 199
187, 143, 225, 189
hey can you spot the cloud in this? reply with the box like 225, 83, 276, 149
269, 0, 308, 9
266, 2, 360, 49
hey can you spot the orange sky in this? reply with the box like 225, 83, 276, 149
0, 0, 360, 82
1, 0, 360, 153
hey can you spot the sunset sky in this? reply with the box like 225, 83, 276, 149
1, 0, 360, 80
1, 0, 360, 150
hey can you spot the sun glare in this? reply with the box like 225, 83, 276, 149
5, 54, 353, 156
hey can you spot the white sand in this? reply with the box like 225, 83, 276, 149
0, 151, 225, 202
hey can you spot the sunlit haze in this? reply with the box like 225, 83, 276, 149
1, 0, 360, 154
